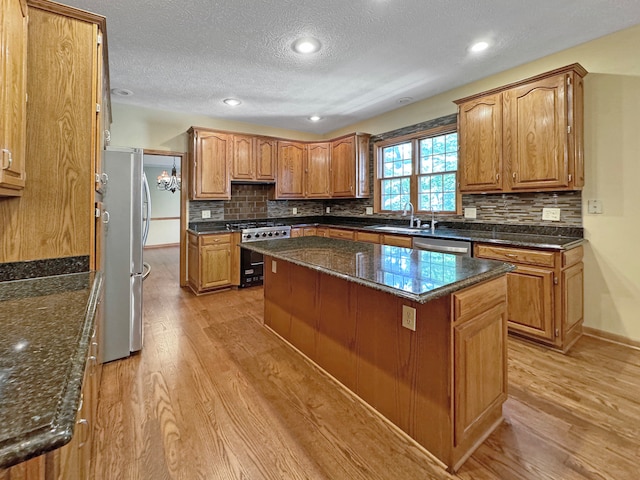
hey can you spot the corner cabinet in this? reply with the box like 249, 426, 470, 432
474, 243, 584, 352
456, 64, 587, 193
188, 128, 232, 200
187, 231, 240, 294
0, 0, 28, 196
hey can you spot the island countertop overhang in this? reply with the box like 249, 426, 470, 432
241, 237, 515, 304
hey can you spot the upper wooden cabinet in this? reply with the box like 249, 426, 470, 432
188, 128, 232, 200
331, 133, 370, 198
0, 0, 28, 196
455, 64, 587, 193
306, 142, 331, 197
231, 135, 276, 182
276, 141, 306, 198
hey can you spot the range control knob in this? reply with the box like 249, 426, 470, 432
245, 234, 252, 239
261, 232, 267, 237
282, 230, 289, 236
268, 232, 273, 237
274, 232, 280, 236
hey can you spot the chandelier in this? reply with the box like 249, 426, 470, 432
157, 160, 181, 193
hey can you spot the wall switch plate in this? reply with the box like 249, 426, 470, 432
326, 206, 331, 213
542, 207, 561, 221
271, 260, 277, 274
292, 207, 298, 215
588, 199, 603, 214
366, 207, 373, 215
464, 207, 477, 219
201, 210, 211, 219
402, 305, 416, 331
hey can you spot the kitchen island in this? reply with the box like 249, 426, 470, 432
242, 237, 514, 472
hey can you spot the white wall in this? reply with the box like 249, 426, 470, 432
109, 24, 640, 343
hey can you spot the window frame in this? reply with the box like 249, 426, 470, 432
373, 124, 460, 215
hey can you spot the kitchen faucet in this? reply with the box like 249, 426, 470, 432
431, 210, 438, 234
402, 202, 414, 227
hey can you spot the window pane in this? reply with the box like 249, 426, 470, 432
432, 154, 445, 173
420, 156, 432, 174
445, 133, 458, 153
445, 153, 457, 171
403, 158, 412, 176
418, 194, 430, 211
419, 176, 431, 192
443, 193, 456, 211
382, 142, 412, 178
383, 162, 394, 178
420, 138, 432, 157
430, 193, 441, 210
431, 174, 443, 191
433, 136, 445, 154
443, 173, 456, 192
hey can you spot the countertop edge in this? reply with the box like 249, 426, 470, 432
0, 272, 103, 470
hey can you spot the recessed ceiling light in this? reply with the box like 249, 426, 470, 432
223, 98, 242, 106
111, 88, 133, 97
308, 115, 322, 122
292, 37, 321, 54
470, 41, 489, 53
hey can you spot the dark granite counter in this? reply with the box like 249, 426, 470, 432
241, 237, 514, 304
0, 271, 102, 469
188, 216, 583, 250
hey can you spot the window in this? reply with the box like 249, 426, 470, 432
375, 125, 459, 214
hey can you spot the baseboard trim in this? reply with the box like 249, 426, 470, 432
144, 243, 179, 249
583, 327, 640, 351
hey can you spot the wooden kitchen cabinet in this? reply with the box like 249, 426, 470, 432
330, 133, 370, 198
355, 231, 380, 244
328, 228, 355, 240
231, 135, 276, 182
0, 0, 28, 197
306, 142, 331, 197
188, 128, 232, 200
380, 234, 413, 248
455, 64, 586, 193
474, 243, 584, 352
187, 231, 240, 294
276, 141, 306, 198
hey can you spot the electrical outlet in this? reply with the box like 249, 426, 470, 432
271, 260, 277, 274
366, 207, 373, 215
402, 305, 416, 331
588, 199, 603, 214
542, 207, 561, 221
464, 207, 477, 219
292, 207, 298, 215
326, 206, 331, 213
201, 210, 211, 219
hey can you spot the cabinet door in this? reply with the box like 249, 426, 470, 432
231, 134, 254, 180
506, 265, 555, 340
306, 142, 331, 198
187, 233, 199, 290
201, 243, 232, 288
562, 261, 584, 335
330, 136, 356, 197
504, 74, 569, 190
192, 130, 231, 199
0, 0, 28, 195
276, 141, 305, 198
255, 137, 276, 181
458, 93, 503, 192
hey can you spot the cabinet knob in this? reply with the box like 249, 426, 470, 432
496, 173, 500, 181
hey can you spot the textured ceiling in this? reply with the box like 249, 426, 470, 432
62, 0, 640, 134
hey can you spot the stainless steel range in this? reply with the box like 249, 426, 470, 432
234, 222, 291, 287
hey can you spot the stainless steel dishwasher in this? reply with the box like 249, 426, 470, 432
412, 237, 473, 256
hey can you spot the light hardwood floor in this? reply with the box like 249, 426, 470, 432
92, 247, 640, 479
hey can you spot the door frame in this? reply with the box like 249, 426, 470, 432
143, 149, 188, 287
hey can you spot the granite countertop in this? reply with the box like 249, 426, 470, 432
241, 236, 515, 304
188, 217, 583, 250
0, 272, 102, 469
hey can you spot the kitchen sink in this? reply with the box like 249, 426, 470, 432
370, 225, 430, 235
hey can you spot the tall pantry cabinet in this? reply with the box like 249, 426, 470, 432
0, 0, 109, 271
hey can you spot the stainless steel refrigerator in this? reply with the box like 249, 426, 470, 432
102, 146, 151, 362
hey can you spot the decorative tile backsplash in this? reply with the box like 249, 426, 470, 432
188, 113, 582, 227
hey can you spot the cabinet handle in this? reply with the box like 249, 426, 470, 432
101, 173, 109, 185
102, 211, 110, 224
505, 253, 518, 258
1, 148, 12, 169
496, 173, 500, 181
512, 172, 517, 180
77, 418, 90, 448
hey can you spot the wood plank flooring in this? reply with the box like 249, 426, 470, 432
92, 246, 640, 479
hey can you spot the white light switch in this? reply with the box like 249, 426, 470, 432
271, 260, 277, 273
292, 207, 298, 215
326, 206, 331, 213
542, 207, 561, 221
201, 210, 211, 219
366, 207, 373, 215
588, 199, 603, 214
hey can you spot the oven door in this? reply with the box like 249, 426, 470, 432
240, 246, 264, 287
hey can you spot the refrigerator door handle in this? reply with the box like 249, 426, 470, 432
130, 274, 143, 352
142, 172, 152, 246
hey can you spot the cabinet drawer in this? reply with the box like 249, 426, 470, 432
381, 234, 413, 248
562, 245, 583, 268
453, 276, 507, 323
201, 233, 231, 245
355, 231, 380, 244
329, 228, 355, 240
475, 244, 556, 268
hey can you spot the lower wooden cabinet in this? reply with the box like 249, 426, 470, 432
474, 243, 584, 352
187, 231, 240, 294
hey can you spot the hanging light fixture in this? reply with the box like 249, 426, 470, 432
157, 159, 181, 193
